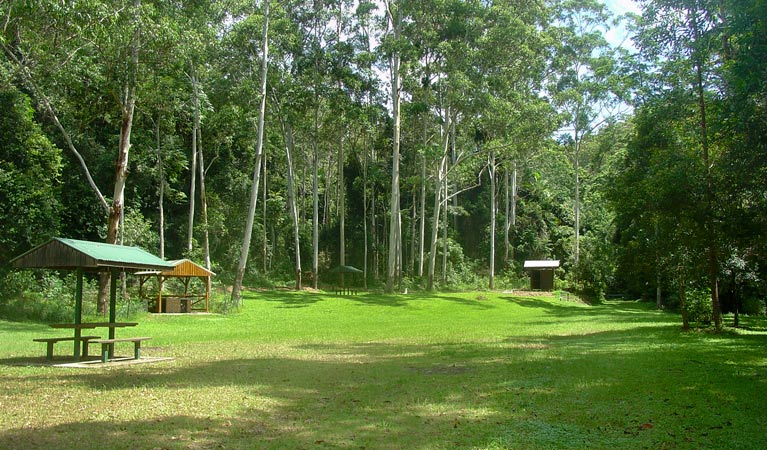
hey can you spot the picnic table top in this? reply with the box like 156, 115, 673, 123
50, 322, 138, 329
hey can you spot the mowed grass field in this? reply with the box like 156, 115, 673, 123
1, 290, 766, 449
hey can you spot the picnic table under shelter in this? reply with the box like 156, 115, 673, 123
10, 237, 173, 361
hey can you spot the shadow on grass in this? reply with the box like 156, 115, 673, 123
2, 324, 766, 449
257, 289, 324, 308
256, 289, 497, 311
0, 320, 49, 333
501, 296, 673, 325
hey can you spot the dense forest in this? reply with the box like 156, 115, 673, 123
1, 0, 765, 329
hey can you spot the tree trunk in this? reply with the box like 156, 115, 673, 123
504, 167, 510, 266
680, 273, 689, 330
690, 7, 722, 331
282, 123, 302, 290
98, 0, 140, 313
419, 154, 427, 277
427, 152, 446, 291
372, 182, 379, 281
385, 0, 401, 293
312, 107, 320, 289
155, 116, 165, 259
231, 0, 269, 306
339, 135, 345, 271
574, 140, 581, 264
426, 115, 452, 291
262, 152, 268, 274
197, 126, 212, 293
504, 161, 518, 266
441, 173, 448, 287
187, 71, 199, 254
363, 140, 369, 290
489, 151, 496, 290
409, 188, 417, 275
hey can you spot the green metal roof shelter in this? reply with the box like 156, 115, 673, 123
328, 265, 363, 274
11, 238, 172, 358
11, 237, 172, 272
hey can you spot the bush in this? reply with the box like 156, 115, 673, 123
0, 272, 73, 322
740, 296, 764, 316
685, 289, 713, 324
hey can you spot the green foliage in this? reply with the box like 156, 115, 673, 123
1, 0, 766, 321
740, 296, 764, 316
685, 288, 713, 325
0, 271, 96, 323
0, 88, 62, 267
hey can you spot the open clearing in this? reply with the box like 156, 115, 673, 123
1, 291, 766, 449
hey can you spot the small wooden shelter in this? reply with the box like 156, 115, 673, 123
328, 265, 363, 295
137, 259, 214, 313
524, 260, 560, 291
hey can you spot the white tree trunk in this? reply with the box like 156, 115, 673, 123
385, 0, 401, 293
197, 127, 211, 280
418, 155, 426, 277
231, 0, 270, 306
426, 111, 452, 291
339, 135, 345, 269
489, 151, 496, 290
99, 0, 140, 313
363, 141, 369, 289
574, 142, 580, 264
285, 122, 302, 290
187, 71, 199, 254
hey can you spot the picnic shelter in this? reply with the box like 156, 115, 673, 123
136, 259, 215, 313
328, 265, 363, 295
10, 237, 172, 360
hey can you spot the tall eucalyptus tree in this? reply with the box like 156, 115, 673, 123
549, 0, 619, 265
232, 0, 271, 307
383, 0, 403, 292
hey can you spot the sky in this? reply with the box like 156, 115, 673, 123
603, 0, 642, 51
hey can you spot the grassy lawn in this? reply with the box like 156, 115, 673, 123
1, 290, 766, 449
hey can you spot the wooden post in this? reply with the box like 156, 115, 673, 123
205, 276, 210, 312
74, 269, 83, 361
158, 275, 164, 313
109, 270, 118, 358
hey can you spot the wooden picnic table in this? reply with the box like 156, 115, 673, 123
50, 322, 138, 330
44, 322, 139, 361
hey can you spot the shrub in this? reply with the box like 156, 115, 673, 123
740, 296, 764, 316
685, 288, 713, 324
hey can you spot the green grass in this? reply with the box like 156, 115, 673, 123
1, 290, 766, 449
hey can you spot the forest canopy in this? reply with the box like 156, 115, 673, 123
1, 0, 765, 328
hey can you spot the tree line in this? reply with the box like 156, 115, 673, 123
1, 0, 764, 328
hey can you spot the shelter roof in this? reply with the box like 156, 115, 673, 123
135, 259, 215, 277
10, 237, 173, 272
328, 265, 363, 273
523, 260, 560, 269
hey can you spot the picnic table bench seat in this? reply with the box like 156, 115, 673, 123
33, 335, 101, 360
93, 337, 151, 363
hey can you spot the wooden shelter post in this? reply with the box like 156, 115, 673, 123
158, 275, 164, 313
109, 269, 118, 358
73, 268, 83, 360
